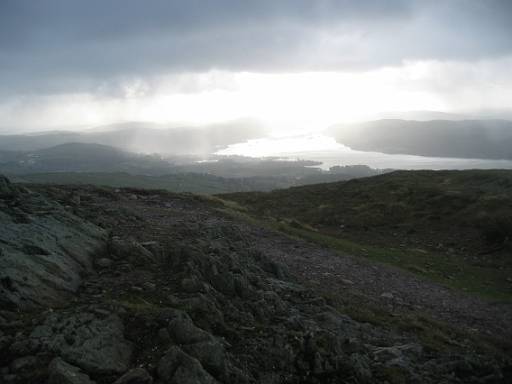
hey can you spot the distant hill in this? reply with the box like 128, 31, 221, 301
0, 143, 173, 175
328, 119, 512, 159
0, 119, 267, 154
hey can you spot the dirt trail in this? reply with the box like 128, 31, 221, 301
250, 230, 512, 339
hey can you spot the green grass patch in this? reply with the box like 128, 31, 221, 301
275, 221, 512, 301
323, 291, 511, 358
216, 198, 512, 301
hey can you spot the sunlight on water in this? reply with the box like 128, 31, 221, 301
217, 134, 512, 170
217, 134, 345, 157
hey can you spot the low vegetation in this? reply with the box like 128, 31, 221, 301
221, 170, 512, 300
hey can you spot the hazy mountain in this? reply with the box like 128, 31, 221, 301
374, 111, 471, 121
328, 119, 512, 160
0, 119, 267, 154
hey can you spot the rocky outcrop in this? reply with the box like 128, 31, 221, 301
0, 175, 105, 309
0, 184, 509, 384
0, 175, 18, 198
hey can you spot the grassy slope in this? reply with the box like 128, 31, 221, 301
220, 170, 512, 300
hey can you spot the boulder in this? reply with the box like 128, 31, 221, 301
183, 340, 226, 376
171, 357, 218, 384
109, 237, 157, 264
95, 257, 113, 268
157, 346, 188, 381
157, 346, 217, 384
168, 314, 212, 345
0, 175, 16, 198
113, 367, 153, 384
348, 353, 372, 382
30, 312, 133, 375
9, 355, 39, 374
48, 357, 96, 384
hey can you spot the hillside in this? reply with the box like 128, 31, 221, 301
0, 143, 173, 175
1, 175, 511, 383
221, 170, 512, 299
328, 119, 512, 159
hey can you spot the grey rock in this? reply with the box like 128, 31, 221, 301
157, 346, 188, 381
8, 338, 40, 355
158, 328, 171, 344
168, 314, 212, 345
0, 179, 105, 309
92, 308, 111, 317
109, 238, 157, 264
0, 334, 13, 353
30, 312, 133, 375
349, 353, 372, 382
373, 343, 423, 368
140, 241, 163, 263
48, 357, 96, 384
95, 258, 113, 268
142, 281, 156, 291
157, 346, 217, 384
9, 355, 39, 374
209, 271, 235, 296
233, 274, 253, 299
181, 294, 225, 328
172, 357, 218, 384
113, 367, 153, 384
2, 374, 17, 383
183, 339, 226, 375
0, 175, 17, 198
181, 277, 203, 293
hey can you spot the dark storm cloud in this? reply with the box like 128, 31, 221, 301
0, 0, 511, 95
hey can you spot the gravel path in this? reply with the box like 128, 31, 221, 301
251, 230, 512, 339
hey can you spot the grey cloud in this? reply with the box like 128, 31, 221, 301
0, 0, 511, 96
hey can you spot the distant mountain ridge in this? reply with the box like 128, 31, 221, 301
328, 119, 512, 160
0, 119, 267, 154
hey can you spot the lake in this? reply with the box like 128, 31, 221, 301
217, 134, 512, 170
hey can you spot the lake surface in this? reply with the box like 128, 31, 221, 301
217, 134, 512, 170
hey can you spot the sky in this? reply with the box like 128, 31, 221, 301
1, 0, 512, 133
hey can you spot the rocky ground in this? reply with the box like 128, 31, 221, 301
1, 178, 511, 383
